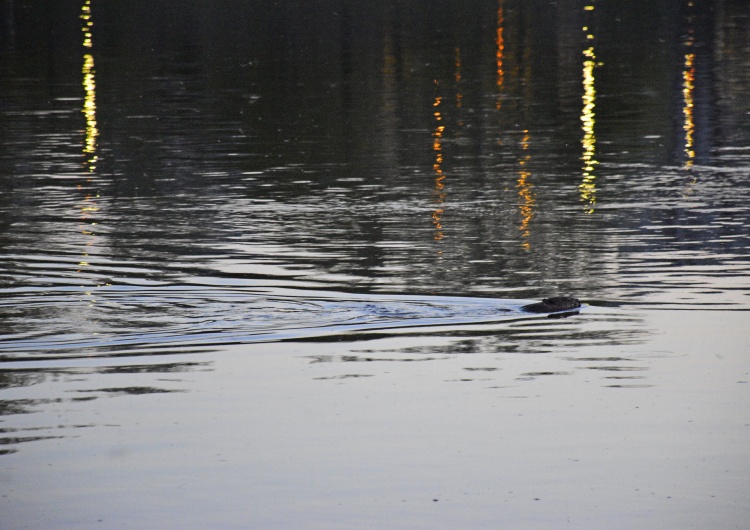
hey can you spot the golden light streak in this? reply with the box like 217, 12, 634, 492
81, 0, 98, 171
681, 2, 696, 172
680, 2, 698, 197
579, 5, 599, 214
78, 0, 100, 289
517, 130, 534, 250
81, 0, 93, 48
82, 54, 98, 163
432, 91, 446, 241
496, 1, 505, 90
682, 51, 695, 168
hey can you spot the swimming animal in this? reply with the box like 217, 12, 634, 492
521, 296, 581, 314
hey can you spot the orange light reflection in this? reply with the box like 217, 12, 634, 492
455, 47, 463, 113
432, 91, 446, 242
496, 0, 505, 102
682, 52, 695, 169
517, 131, 534, 250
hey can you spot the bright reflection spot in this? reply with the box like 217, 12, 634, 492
80, 1, 93, 48
681, 5, 696, 172
78, 0, 101, 293
432, 92, 446, 241
81, 0, 98, 171
682, 52, 695, 168
579, 34, 599, 214
680, 4, 698, 196
82, 53, 98, 167
455, 47, 463, 112
495, 0, 505, 108
517, 131, 534, 250
430, 48, 466, 243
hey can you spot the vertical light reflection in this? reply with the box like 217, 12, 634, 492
494, 0, 505, 164
495, 0, 505, 105
82, 54, 98, 166
432, 90, 446, 242
81, 0, 93, 48
431, 48, 464, 244
77, 0, 101, 290
517, 130, 534, 250
681, 2, 696, 170
81, 0, 98, 172
682, 52, 695, 168
455, 47, 463, 112
579, 5, 599, 214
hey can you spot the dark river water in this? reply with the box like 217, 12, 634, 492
1, 1, 749, 528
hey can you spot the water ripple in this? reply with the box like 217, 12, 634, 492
0, 285, 552, 360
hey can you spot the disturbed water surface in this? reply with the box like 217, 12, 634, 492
1, 1, 750, 528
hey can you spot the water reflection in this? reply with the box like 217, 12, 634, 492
495, 0, 505, 101
454, 47, 463, 115
516, 130, 534, 249
0, 0, 747, 435
0, 287, 594, 359
0, 361, 209, 453
1, 4, 749, 526
579, 4, 599, 214
77, 0, 106, 321
81, 0, 97, 167
431, 92, 446, 242
681, 44, 696, 170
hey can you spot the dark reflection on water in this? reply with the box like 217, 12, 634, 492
0, 1, 749, 526
0, 359, 210, 453
0, 0, 748, 404
0, 1, 747, 306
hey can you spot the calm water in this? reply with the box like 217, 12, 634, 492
1, 1, 749, 528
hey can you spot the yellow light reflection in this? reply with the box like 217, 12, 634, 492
77, 0, 101, 294
680, 2, 698, 195
81, 0, 98, 171
432, 92, 446, 242
579, 6, 599, 214
681, 16, 696, 171
82, 54, 98, 163
81, 0, 93, 48
517, 130, 534, 250
678, 1, 700, 201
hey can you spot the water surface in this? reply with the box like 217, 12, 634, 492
1, 1, 749, 528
